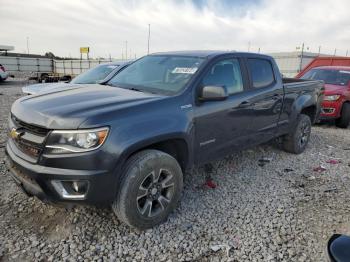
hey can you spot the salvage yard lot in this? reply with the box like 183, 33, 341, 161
0, 79, 350, 261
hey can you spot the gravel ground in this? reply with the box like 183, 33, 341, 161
0, 79, 350, 261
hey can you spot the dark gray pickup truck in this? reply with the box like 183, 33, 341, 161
6, 51, 324, 229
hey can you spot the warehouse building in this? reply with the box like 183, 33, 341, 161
268, 51, 330, 77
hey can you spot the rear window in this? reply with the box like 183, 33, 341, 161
301, 68, 350, 86
247, 59, 275, 88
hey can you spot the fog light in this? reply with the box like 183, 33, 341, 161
72, 181, 88, 193
52, 180, 89, 200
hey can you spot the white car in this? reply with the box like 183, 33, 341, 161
0, 64, 9, 81
22, 61, 131, 95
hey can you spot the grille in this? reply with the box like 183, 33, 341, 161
11, 115, 49, 136
10, 114, 49, 159
13, 139, 42, 158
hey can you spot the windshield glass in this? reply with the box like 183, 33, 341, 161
71, 64, 119, 84
301, 68, 350, 86
107, 55, 204, 95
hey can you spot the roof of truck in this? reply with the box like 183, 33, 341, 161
150, 50, 271, 59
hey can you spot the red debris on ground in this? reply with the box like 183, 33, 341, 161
204, 179, 217, 189
313, 166, 327, 172
326, 159, 341, 164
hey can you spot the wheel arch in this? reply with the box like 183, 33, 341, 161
118, 135, 192, 173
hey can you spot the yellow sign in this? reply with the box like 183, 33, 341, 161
80, 47, 90, 54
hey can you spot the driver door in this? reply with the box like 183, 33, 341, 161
193, 57, 256, 164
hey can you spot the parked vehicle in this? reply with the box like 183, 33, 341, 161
22, 61, 131, 95
6, 51, 324, 229
299, 66, 350, 128
296, 56, 350, 78
0, 64, 9, 81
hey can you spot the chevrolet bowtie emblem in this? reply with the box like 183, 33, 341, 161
9, 128, 23, 140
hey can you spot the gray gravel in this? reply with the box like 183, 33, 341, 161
1, 79, 350, 261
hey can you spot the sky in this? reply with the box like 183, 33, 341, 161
0, 0, 349, 58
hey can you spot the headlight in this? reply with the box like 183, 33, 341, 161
45, 127, 109, 154
324, 95, 340, 101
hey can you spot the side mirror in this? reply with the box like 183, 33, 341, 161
328, 234, 350, 262
199, 85, 228, 101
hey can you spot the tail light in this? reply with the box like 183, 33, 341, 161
0, 65, 5, 72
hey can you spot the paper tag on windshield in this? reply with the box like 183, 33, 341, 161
172, 67, 198, 74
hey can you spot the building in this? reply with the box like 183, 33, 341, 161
268, 51, 329, 77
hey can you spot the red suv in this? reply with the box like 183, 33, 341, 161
300, 66, 350, 128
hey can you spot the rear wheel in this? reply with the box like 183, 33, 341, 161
335, 103, 350, 128
112, 150, 183, 229
283, 114, 311, 154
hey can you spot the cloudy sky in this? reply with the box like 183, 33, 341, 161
1, 0, 349, 58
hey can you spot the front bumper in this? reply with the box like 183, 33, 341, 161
5, 141, 117, 206
320, 100, 342, 119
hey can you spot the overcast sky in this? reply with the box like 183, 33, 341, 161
1, 0, 349, 58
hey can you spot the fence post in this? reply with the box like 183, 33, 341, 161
63, 60, 66, 75
37, 58, 40, 73
17, 57, 20, 71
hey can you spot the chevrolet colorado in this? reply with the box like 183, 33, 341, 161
6, 51, 324, 229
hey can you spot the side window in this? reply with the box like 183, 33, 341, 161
202, 59, 243, 95
247, 59, 275, 88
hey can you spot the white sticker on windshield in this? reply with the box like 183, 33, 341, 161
172, 67, 198, 74
339, 70, 350, 74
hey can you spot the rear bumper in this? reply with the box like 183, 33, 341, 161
320, 100, 343, 119
5, 142, 117, 206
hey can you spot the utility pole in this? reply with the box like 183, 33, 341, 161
147, 24, 151, 55
258, 47, 261, 53
298, 42, 305, 73
346, 50, 348, 57
318, 46, 321, 56
333, 48, 337, 57
125, 41, 128, 60
26, 36, 29, 54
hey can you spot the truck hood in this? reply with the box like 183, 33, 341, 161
12, 84, 163, 129
22, 82, 72, 95
324, 84, 347, 95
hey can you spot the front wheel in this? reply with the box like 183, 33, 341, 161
335, 103, 350, 128
112, 149, 183, 229
282, 114, 311, 154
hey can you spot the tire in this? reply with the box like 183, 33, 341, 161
283, 114, 311, 154
112, 149, 183, 229
335, 103, 350, 128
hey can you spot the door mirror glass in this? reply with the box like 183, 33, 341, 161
200, 85, 228, 101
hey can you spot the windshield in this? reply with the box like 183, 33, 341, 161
107, 55, 204, 95
301, 68, 350, 86
71, 64, 119, 84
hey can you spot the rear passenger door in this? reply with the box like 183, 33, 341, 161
244, 58, 284, 143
